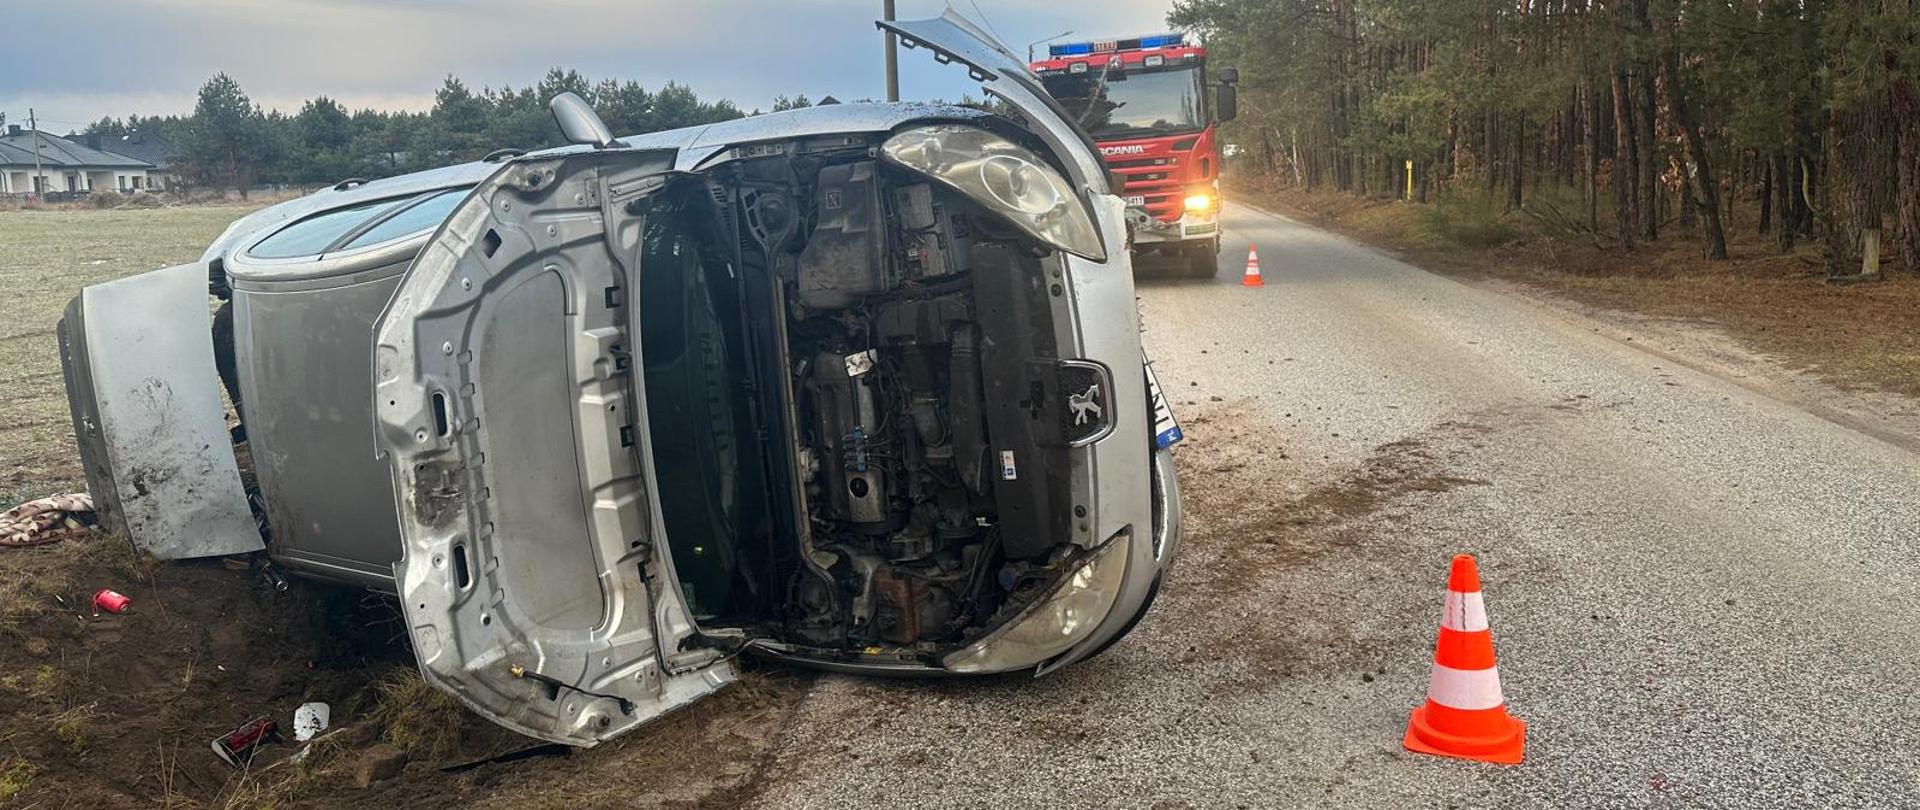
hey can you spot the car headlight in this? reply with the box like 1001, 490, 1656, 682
881, 125, 1106, 262
941, 533, 1131, 674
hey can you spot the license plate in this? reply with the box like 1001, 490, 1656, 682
1123, 195, 1147, 206
1145, 361, 1183, 449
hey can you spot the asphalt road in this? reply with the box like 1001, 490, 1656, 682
744, 203, 1920, 809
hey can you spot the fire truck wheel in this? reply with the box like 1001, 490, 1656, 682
1183, 243, 1219, 278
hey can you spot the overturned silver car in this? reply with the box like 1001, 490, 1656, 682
56, 13, 1184, 746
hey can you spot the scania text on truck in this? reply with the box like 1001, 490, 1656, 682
1030, 33, 1238, 277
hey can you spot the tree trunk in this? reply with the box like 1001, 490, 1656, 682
1778, 152, 1798, 251
1483, 109, 1498, 195
1611, 66, 1638, 250
1636, 69, 1659, 242
1289, 129, 1306, 187
1582, 77, 1599, 232
1662, 50, 1727, 259
1509, 116, 1525, 210
1893, 72, 1920, 273
1758, 155, 1773, 235
1679, 169, 1698, 230
1725, 151, 1738, 233
1824, 108, 1859, 277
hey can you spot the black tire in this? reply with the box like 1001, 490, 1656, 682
1183, 242, 1220, 278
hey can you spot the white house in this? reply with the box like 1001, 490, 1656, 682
0, 125, 155, 196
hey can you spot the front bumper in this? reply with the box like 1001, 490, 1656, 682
1128, 207, 1219, 246
743, 443, 1184, 677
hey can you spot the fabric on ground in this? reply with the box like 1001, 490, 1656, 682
0, 493, 96, 548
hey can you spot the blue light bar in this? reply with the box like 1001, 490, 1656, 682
1048, 32, 1187, 58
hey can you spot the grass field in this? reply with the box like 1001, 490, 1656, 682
0, 205, 261, 501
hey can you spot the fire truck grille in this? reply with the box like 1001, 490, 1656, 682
1106, 154, 1185, 221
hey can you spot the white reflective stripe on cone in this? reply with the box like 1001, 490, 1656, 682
1442, 590, 1488, 632
1427, 663, 1505, 711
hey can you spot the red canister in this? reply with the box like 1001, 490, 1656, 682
92, 589, 130, 614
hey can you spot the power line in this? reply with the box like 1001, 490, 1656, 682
968, 0, 1006, 43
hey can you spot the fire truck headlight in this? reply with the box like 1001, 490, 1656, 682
1184, 191, 1217, 213
882, 125, 1106, 262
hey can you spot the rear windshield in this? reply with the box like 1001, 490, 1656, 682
246, 187, 471, 259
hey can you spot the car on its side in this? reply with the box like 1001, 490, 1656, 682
56, 12, 1185, 746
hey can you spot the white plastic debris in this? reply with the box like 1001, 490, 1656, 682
293, 702, 331, 741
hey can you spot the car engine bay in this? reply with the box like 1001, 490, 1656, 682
659, 137, 1094, 662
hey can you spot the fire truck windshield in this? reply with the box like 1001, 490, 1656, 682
1041, 65, 1205, 139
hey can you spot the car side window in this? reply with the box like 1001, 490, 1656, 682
245, 199, 405, 259
338, 189, 468, 251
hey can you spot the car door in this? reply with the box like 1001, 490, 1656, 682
370, 147, 734, 747
57, 262, 266, 560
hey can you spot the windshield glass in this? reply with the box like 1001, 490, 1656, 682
1040, 65, 1204, 138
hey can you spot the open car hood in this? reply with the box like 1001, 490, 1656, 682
372, 148, 735, 747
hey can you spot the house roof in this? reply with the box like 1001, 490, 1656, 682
0, 129, 154, 170
91, 132, 179, 169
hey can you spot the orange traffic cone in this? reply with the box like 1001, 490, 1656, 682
1404, 554, 1526, 764
1241, 245, 1264, 287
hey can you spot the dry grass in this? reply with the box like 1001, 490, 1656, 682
1235, 180, 1920, 398
0, 205, 265, 496
364, 667, 475, 759
0, 527, 153, 630
0, 758, 38, 802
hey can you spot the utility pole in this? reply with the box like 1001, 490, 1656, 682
884, 0, 900, 102
28, 108, 45, 201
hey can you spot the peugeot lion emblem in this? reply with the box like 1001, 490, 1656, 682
1069, 383, 1104, 425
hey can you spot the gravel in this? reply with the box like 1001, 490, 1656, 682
744, 204, 1920, 809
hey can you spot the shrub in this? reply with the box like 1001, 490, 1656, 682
1416, 191, 1524, 248
86, 190, 125, 209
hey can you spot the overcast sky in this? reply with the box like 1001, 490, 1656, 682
0, 0, 1178, 132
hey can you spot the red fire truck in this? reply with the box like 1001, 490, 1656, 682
1031, 33, 1238, 277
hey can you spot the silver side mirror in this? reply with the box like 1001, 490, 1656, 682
550, 92, 619, 148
